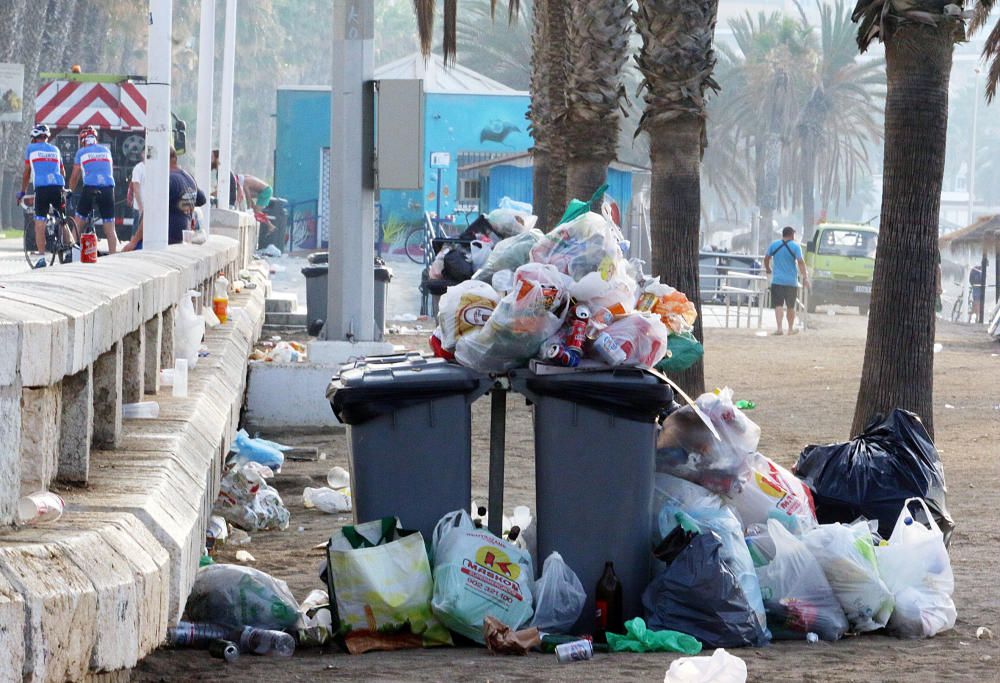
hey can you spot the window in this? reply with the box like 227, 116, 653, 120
459, 178, 481, 202
817, 229, 878, 258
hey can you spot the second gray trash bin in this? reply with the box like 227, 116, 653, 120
509, 366, 674, 634
328, 353, 491, 540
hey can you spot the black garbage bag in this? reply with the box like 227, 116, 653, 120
443, 246, 474, 281
794, 409, 954, 545
642, 527, 770, 649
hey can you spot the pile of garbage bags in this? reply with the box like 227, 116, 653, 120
647, 397, 956, 645
428, 202, 701, 374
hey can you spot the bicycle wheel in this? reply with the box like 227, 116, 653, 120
23, 222, 36, 268
950, 297, 962, 323
404, 227, 426, 265
56, 217, 76, 264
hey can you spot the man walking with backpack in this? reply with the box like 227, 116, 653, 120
764, 226, 809, 335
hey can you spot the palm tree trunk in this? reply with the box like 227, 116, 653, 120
850, 24, 953, 439
528, 0, 569, 229
566, 150, 610, 209
801, 133, 817, 240
649, 118, 705, 395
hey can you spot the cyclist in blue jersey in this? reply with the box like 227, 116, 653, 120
68, 126, 119, 253
18, 124, 67, 263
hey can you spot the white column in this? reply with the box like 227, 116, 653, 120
217, 0, 238, 210
325, 0, 375, 342
195, 0, 216, 232
144, 0, 173, 250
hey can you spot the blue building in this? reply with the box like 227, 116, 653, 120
274, 54, 535, 250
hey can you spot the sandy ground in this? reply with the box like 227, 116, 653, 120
134, 312, 1000, 682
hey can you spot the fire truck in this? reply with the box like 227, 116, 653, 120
33, 72, 185, 239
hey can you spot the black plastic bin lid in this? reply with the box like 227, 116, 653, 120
328, 352, 491, 425
510, 366, 674, 423
301, 264, 328, 277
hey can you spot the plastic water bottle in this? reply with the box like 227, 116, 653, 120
239, 626, 295, 657
167, 622, 230, 647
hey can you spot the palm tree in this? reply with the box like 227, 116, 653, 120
527, 0, 569, 229
456, 0, 533, 90
794, 0, 884, 240
634, 0, 720, 396
719, 12, 815, 250
848, 0, 967, 438
970, 1, 1000, 101
563, 0, 633, 206
414, 0, 521, 63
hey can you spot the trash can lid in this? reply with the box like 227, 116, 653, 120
328, 352, 492, 424
301, 264, 328, 277
374, 266, 393, 282
308, 252, 329, 265
509, 366, 674, 423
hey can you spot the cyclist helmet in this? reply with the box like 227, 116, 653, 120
79, 126, 98, 144
30, 124, 51, 140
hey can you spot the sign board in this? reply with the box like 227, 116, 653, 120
376, 79, 423, 189
430, 151, 451, 169
0, 63, 25, 122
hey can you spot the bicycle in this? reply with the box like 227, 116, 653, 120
21, 189, 76, 269
403, 211, 447, 265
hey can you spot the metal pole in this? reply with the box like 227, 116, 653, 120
435, 167, 441, 229
325, 0, 375, 342
968, 68, 980, 226
195, 0, 216, 232
218, 0, 238, 210
144, 0, 172, 250
980, 253, 988, 323
487, 383, 507, 538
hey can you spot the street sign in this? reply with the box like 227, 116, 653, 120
430, 151, 451, 169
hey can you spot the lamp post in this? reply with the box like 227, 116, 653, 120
195, 0, 216, 232
144, 0, 172, 250
967, 68, 980, 226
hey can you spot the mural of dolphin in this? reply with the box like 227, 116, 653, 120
480, 119, 520, 145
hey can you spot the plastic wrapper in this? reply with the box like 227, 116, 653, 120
723, 453, 817, 535
803, 521, 894, 632
232, 429, 285, 470
643, 527, 770, 649
605, 617, 702, 655
431, 510, 535, 643
664, 649, 748, 683
528, 552, 586, 634
876, 498, 956, 638
326, 517, 452, 653
636, 278, 699, 333
755, 520, 848, 641
473, 229, 544, 283
185, 563, 300, 631
482, 615, 541, 655
213, 462, 290, 531
655, 388, 759, 494
600, 313, 670, 367
455, 263, 570, 373
530, 212, 624, 281
658, 506, 767, 634
794, 409, 954, 545
436, 280, 500, 350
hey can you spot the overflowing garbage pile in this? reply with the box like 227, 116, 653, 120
427, 201, 702, 375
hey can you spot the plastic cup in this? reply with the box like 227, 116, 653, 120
17, 491, 65, 525
160, 368, 175, 386
123, 401, 160, 419
173, 358, 189, 398
182, 229, 195, 244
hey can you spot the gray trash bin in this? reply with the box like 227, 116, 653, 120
509, 366, 674, 633
302, 258, 393, 339
328, 352, 492, 540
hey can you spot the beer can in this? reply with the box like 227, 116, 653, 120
573, 304, 592, 321
80, 232, 98, 263
555, 639, 594, 663
544, 343, 580, 367
208, 639, 240, 662
566, 318, 587, 354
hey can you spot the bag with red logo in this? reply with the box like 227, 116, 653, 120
723, 454, 817, 535
755, 519, 848, 641
436, 280, 500, 350
430, 510, 536, 642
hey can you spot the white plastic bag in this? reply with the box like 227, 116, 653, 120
185, 563, 300, 631
455, 262, 570, 373
213, 462, 290, 531
174, 290, 205, 368
302, 486, 351, 513
529, 552, 586, 634
431, 511, 535, 643
470, 240, 492, 270
473, 229, 544, 283
436, 280, 500, 350
600, 312, 671, 367
530, 211, 624, 281
664, 649, 747, 683
876, 498, 956, 638
755, 520, 848, 641
803, 521, 894, 632
723, 453, 817, 535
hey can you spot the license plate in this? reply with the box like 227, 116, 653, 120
855, 285, 872, 294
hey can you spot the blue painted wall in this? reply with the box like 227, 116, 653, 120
274, 89, 330, 205
486, 165, 634, 217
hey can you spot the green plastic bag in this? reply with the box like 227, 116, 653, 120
606, 617, 702, 655
556, 183, 609, 226
656, 333, 704, 373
